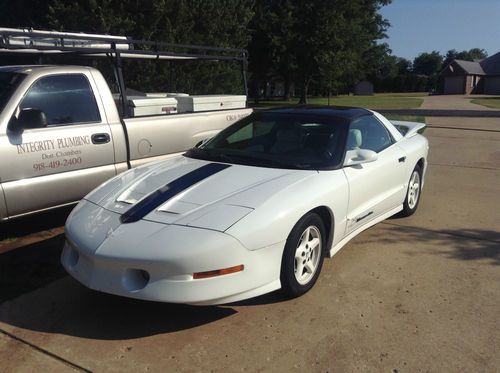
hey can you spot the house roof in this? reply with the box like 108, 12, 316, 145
480, 51, 500, 75
443, 52, 500, 77
454, 60, 485, 75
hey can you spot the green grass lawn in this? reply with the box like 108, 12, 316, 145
470, 97, 500, 109
251, 93, 424, 110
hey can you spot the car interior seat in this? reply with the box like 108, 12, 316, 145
347, 128, 362, 150
270, 127, 301, 154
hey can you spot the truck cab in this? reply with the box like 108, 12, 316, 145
0, 65, 122, 219
0, 28, 252, 220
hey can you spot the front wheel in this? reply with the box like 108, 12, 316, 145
400, 164, 422, 217
280, 213, 325, 298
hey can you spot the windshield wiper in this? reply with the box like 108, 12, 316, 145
225, 153, 309, 170
212, 152, 235, 163
265, 159, 310, 169
185, 147, 210, 160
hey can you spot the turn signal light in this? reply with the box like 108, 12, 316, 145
193, 264, 244, 279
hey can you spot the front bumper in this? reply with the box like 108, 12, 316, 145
62, 202, 283, 305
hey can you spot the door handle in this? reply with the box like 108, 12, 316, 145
398, 156, 406, 163
91, 133, 110, 144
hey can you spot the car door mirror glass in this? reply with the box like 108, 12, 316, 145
11, 108, 48, 132
343, 148, 378, 167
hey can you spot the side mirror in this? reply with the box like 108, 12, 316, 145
11, 108, 48, 132
343, 148, 378, 167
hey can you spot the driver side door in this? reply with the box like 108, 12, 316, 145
343, 115, 407, 235
0, 73, 116, 218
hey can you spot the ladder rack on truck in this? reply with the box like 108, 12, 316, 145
0, 27, 249, 117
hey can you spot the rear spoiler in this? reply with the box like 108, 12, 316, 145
391, 120, 426, 138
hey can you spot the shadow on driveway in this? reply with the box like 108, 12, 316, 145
0, 234, 66, 303
0, 205, 73, 241
0, 276, 238, 339
382, 223, 500, 265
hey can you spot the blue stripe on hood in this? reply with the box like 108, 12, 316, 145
120, 163, 231, 224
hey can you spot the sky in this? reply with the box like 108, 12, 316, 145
379, 0, 500, 61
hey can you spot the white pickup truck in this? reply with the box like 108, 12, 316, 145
0, 28, 252, 221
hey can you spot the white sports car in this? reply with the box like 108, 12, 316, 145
62, 107, 428, 305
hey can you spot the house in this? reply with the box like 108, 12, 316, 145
440, 52, 500, 94
354, 80, 374, 96
265, 78, 295, 98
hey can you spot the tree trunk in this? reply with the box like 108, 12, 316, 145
298, 79, 309, 104
283, 75, 292, 101
252, 78, 261, 104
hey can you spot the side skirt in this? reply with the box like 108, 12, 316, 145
328, 205, 403, 258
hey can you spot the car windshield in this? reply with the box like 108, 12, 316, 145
185, 112, 349, 170
0, 72, 25, 113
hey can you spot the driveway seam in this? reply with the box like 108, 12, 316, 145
0, 328, 92, 373
426, 125, 500, 133
428, 162, 499, 171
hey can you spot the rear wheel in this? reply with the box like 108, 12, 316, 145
400, 164, 422, 217
280, 213, 325, 298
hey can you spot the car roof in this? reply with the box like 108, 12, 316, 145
264, 105, 372, 120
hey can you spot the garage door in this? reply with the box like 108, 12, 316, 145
443, 76, 465, 94
484, 77, 500, 94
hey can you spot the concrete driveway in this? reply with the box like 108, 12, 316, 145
0, 117, 499, 372
420, 95, 498, 111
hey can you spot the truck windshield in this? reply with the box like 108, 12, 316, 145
0, 72, 26, 113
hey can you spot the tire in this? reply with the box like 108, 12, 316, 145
280, 212, 326, 298
400, 164, 422, 217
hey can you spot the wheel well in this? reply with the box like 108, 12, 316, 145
309, 206, 334, 255
417, 157, 425, 171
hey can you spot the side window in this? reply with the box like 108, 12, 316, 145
19, 74, 101, 126
349, 115, 394, 153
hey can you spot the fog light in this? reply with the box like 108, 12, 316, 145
122, 269, 150, 291
193, 264, 244, 279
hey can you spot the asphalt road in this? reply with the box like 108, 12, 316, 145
0, 115, 499, 372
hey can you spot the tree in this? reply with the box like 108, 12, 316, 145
1, 0, 255, 94
396, 57, 412, 74
413, 51, 443, 75
248, 0, 298, 101
247, 0, 391, 102
442, 48, 488, 67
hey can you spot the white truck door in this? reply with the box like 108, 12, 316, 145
0, 73, 116, 218
343, 115, 407, 235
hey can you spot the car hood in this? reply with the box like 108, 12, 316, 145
84, 156, 314, 232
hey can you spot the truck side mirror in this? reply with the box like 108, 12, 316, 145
12, 108, 49, 132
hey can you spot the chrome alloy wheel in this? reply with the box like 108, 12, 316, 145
294, 226, 322, 285
407, 170, 421, 209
